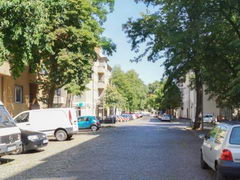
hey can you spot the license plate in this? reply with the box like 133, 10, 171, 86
43, 139, 48, 144
7, 145, 16, 152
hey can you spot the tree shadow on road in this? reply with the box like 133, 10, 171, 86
2, 122, 215, 180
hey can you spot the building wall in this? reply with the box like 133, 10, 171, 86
76, 56, 112, 117
202, 86, 219, 116
177, 72, 220, 121
0, 64, 31, 116
53, 50, 112, 118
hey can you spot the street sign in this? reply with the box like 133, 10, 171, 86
77, 102, 85, 107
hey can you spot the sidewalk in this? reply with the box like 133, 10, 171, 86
174, 118, 214, 137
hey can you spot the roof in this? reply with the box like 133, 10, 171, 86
219, 121, 240, 126
99, 57, 109, 62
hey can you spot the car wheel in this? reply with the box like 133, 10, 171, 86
55, 129, 68, 141
200, 152, 208, 169
67, 135, 73, 140
91, 125, 98, 131
215, 165, 228, 180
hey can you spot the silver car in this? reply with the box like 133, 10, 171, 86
200, 122, 240, 180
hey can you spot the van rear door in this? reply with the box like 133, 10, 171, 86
69, 109, 78, 133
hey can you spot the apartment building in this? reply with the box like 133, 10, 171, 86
0, 62, 38, 116
53, 50, 112, 119
176, 73, 221, 121
74, 56, 112, 118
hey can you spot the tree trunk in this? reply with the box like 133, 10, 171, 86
66, 93, 72, 107
47, 86, 56, 108
193, 70, 203, 130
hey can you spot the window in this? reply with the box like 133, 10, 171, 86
0, 105, 15, 128
230, 127, 240, 145
15, 86, 23, 103
15, 112, 29, 123
207, 126, 219, 141
55, 89, 61, 96
79, 117, 87, 122
215, 126, 227, 144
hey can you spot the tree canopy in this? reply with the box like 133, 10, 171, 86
0, 0, 116, 107
111, 66, 147, 112
146, 81, 182, 112
124, 0, 240, 128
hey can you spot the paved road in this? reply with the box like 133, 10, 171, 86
1, 116, 215, 180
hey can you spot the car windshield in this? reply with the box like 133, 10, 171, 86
229, 127, 240, 145
0, 105, 15, 128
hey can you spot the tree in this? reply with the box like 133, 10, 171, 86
103, 85, 126, 114
0, 0, 116, 107
111, 66, 147, 112
124, 0, 208, 129
160, 81, 182, 112
146, 80, 182, 113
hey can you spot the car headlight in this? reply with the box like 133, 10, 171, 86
18, 134, 21, 140
28, 135, 39, 141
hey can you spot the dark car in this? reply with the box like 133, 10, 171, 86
15, 129, 48, 154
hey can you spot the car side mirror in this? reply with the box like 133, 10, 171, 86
199, 134, 205, 139
199, 134, 209, 140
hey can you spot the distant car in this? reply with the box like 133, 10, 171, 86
121, 114, 132, 120
203, 114, 216, 123
103, 116, 116, 124
14, 129, 48, 154
200, 122, 240, 180
116, 115, 128, 122
78, 116, 101, 131
161, 114, 171, 122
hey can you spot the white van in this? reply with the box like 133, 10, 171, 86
14, 108, 78, 141
0, 102, 21, 157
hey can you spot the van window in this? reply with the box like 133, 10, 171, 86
0, 105, 15, 128
15, 112, 29, 123
230, 127, 240, 145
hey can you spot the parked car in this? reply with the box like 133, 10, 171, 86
161, 114, 171, 122
121, 114, 132, 120
122, 114, 137, 120
78, 116, 101, 131
200, 122, 240, 180
0, 101, 22, 157
116, 115, 128, 122
14, 108, 78, 141
203, 114, 217, 123
14, 129, 48, 154
104, 115, 116, 124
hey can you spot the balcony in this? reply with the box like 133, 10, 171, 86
98, 80, 106, 89
98, 65, 106, 73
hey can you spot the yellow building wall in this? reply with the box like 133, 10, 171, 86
1, 70, 30, 117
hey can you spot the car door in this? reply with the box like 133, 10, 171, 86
202, 126, 219, 169
14, 112, 31, 130
78, 117, 89, 129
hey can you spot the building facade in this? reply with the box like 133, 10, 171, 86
0, 62, 38, 116
53, 50, 112, 119
176, 73, 221, 121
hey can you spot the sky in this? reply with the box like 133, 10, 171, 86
102, 0, 165, 85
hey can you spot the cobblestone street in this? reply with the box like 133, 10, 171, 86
1, 117, 215, 180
